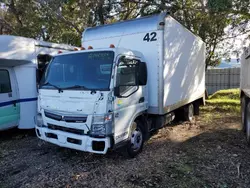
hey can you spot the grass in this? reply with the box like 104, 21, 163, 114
209, 88, 240, 100
203, 88, 240, 113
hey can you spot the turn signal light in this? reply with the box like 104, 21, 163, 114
74, 48, 78, 51
88, 46, 93, 49
110, 44, 115, 48
80, 47, 85, 50
58, 50, 63, 54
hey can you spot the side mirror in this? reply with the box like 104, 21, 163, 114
114, 86, 120, 97
138, 62, 147, 86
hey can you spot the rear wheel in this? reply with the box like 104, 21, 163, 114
241, 96, 246, 132
184, 103, 194, 122
194, 101, 200, 116
245, 100, 250, 145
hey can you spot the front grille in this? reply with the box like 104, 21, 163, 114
45, 111, 62, 121
47, 124, 85, 135
64, 116, 87, 123
44, 111, 87, 123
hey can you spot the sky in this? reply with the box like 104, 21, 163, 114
219, 23, 250, 60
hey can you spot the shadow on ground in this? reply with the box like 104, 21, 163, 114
1, 113, 250, 188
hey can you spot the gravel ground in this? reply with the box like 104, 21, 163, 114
1, 107, 250, 188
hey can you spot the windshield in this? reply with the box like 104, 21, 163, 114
40, 51, 114, 90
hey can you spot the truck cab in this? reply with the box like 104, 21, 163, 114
36, 48, 148, 156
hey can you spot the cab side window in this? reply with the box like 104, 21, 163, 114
116, 57, 139, 94
0, 70, 11, 93
37, 54, 51, 84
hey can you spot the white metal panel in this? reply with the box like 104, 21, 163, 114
163, 16, 205, 112
0, 35, 76, 66
13, 65, 37, 129
0, 36, 36, 62
241, 45, 250, 93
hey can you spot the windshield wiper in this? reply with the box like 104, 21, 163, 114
61, 85, 88, 90
62, 85, 97, 93
40, 82, 62, 92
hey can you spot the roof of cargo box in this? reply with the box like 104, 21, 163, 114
0, 35, 75, 66
82, 13, 167, 42
82, 12, 205, 44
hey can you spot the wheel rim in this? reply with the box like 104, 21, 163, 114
247, 103, 250, 143
188, 104, 194, 121
130, 127, 143, 152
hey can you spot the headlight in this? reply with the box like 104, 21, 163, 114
91, 124, 106, 136
91, 113, 113, 137
36, 113, 44, 127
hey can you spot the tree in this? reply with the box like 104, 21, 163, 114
0, 0, 249, 66
102, 0, 250, 67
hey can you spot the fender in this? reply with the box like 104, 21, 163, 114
114, 109, 148, 149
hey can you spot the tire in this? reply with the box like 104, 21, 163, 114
174, 108, 184, 121
245, 99, 250, 146
194, 102, 200, 116
184, 103, 194, 122
125, 121, 144, 158
241, 96, 246, 132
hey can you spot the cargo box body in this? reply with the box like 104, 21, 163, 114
82, 13, 205, 115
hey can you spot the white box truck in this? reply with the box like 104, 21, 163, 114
36, 13, 206, 157
240, 45, 250, 144
0, 35, 75, 131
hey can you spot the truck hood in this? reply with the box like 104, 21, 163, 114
39, 89, 109, 115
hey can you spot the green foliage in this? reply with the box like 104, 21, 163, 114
0, 0, 249, 64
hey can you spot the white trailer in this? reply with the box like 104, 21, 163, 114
0, 35, 75, 131
36, 13, 206, 157
240, 45, 250, 144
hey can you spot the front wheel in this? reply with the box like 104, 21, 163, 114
125, 121, 144, 158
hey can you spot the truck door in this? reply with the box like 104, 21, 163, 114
0, 68, 20, 130
114, 57, 146, 144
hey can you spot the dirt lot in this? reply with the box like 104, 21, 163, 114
1, 103, 250, 188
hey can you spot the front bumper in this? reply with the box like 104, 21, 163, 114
36, 126, 111, 154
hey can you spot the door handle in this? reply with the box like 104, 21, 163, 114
13, 100, 17, 107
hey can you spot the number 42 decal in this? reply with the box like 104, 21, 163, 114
143, 32, 157, 42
